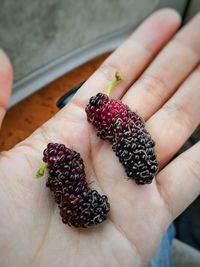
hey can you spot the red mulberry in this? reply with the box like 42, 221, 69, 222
37, 143, 110, 228
85, 73, 158, 184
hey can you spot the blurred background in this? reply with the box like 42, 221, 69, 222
0, 0, 200, 266
0, 0, 199, 107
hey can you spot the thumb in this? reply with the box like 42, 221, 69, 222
0, 49, 13, 128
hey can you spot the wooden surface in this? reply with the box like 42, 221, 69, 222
0, 52, 110, 151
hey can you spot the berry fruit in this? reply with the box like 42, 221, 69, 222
85, 72, 158, 184
37, 143, 110, 228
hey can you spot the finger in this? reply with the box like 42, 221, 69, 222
0, 49, 13, 128
123, 13, 200, 119
71, 9, 181, 108
147, 65, 200, 167
157, 141, 200, 220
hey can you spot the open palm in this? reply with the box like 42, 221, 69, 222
0, 9, 200, 267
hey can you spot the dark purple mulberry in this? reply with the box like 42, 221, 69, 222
37, 143, 110, 228
85, 74, 158, 185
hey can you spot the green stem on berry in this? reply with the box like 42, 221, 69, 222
36, 163, 49, 178
105, 72, 123, 97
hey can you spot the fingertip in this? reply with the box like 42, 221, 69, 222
0, 48, 13, 83
152, 8, 181, 25
175, 11, 200, 55
132, 8, 181, 52
0, 48, 13, 109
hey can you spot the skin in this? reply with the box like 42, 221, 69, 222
0, 8, 200, 267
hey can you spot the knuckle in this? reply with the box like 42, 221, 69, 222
98, 62, 119, 82
181, 154, 200, 186
139, 73, 168, 101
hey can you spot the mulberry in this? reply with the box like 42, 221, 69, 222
85, 73, 158, 184
37, 143, 110, 227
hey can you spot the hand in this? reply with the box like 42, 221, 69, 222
0, 9, 200, 267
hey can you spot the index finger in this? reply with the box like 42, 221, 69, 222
71, 8, 181, 108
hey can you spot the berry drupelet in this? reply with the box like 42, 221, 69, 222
85, 72, 158, 185
37, 143, 110, 228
